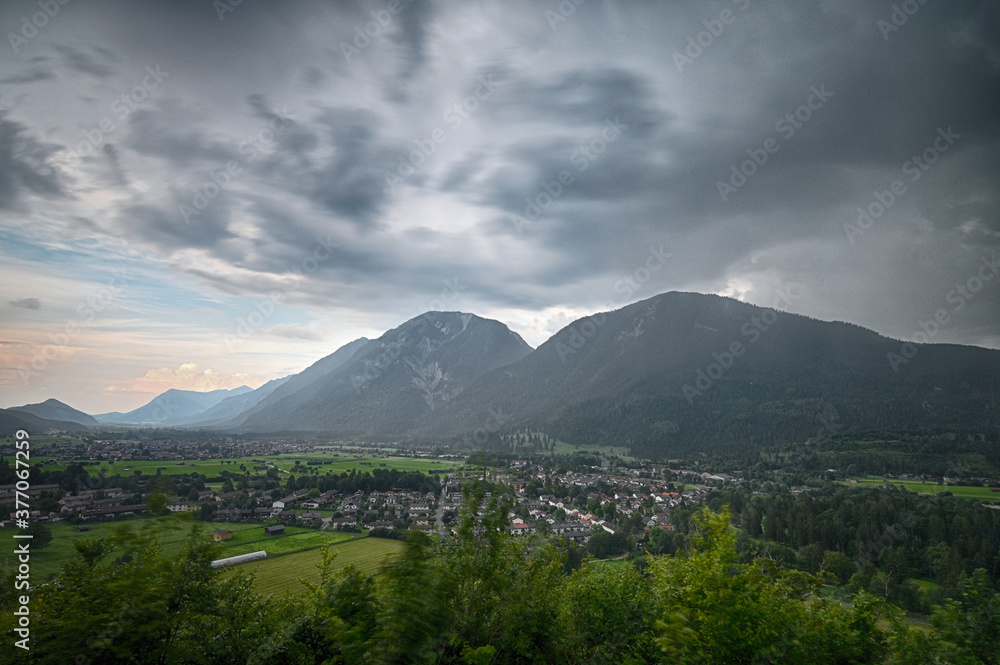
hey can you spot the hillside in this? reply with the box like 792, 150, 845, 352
9, 398, 98, 427
218, 337, 369, 428
0, 409, 90, 436
418, 292, 1000, 458
235, 312, 533, 434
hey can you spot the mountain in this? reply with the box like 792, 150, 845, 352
175, 376, 291, 427
94, 386, 254, 426
417, 292, 1000, 457
9, 398, 99, 427
215, 337, 370, 428
0, 409, 90, 437
234, 313, 533, 434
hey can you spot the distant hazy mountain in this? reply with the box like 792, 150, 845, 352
417, 292, 1000, 457
9, 398, 99, 427
95, 386, 253, 426
0, 409, 90, 436
175, 376, 292, 427
234, 313, 532, 434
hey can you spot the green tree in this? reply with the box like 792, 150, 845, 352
650, 506, 907, 664
1, 519, 221, 664
24, 522, 53, 549
931, 568, 1000, 664
561, 562, 660, 664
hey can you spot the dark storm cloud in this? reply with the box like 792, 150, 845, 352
53, 45, 118, 79
116, 197, 235, 252
247, 106, 396, 228
0, 69, 55, 85
0, 0, 996, 352
393, 0, 434, 80
0, 112, 65, 209
8, 298, 41, 310
125, 104, 239, 168
102, 143, 128, 187
491, 67, 665, 136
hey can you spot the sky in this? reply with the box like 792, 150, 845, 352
0, 0, 998, 415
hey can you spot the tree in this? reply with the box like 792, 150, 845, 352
588, 529, 629, 559
650, 506, 908, 664
561, 562, 660, 663
25, 522, 53, 549
931, 568, 1000, 664
0, 519, 223, 663
822, 550, 857, 585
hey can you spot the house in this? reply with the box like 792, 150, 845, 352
264, 524, 285, 536
212, 528, 233, 542
509, 522, 535, 536
272, 495, 296, 509
330, 516, 357, 528
214, 509, 254, 521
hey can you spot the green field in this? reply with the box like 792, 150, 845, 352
0, 516, 351, 580
211, 526, 354, 558
225, 537, 407, 596
15, 452, 469, 478
0, 436, 88, 449
846, 478, 1000, 501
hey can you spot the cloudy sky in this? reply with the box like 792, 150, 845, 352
0, 0, 997, 414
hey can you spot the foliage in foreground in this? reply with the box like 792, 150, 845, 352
2, 500, 998, 664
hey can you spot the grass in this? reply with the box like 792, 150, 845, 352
18, 452, 468, 479
845, 478, 1000, 501
912, 578, 940, 593
210, 526, 354, 558
0, 515, 349, 580
0, 436, 88, 449
224, 537, 407, 596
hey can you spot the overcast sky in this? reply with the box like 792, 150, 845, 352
0, 0, 998, 414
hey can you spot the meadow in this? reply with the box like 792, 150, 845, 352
846, 477, 1000, 501
0, 516, 354, 580
25, 452, 468, 479
224, 536, 406, 596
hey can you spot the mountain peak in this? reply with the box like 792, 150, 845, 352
235, 312, 533, 433
9, 398, 99, 427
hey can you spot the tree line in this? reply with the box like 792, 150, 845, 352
3, 484, 999, 663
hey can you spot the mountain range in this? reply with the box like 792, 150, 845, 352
94, 386, 254, 426
6, 292, 999, 457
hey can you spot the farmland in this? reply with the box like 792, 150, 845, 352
224, 536, 406, 596
845, 477, 1000, 501
24, 451, 468, 479
0, 516, 355, 580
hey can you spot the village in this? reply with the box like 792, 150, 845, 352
2, 435, 727, 546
